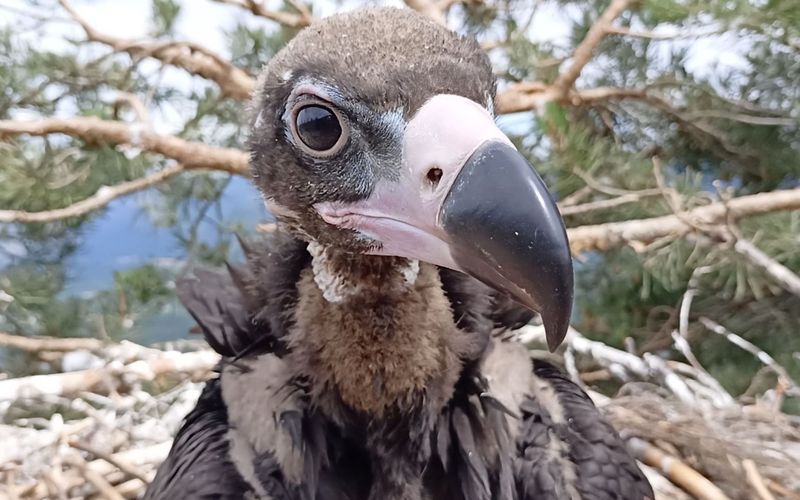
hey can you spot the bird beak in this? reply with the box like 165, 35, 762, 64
315, 95, 573, 350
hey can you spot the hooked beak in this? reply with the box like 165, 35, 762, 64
315, 95, 573, 350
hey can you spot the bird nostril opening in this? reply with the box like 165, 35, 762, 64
426, 167, 443, 188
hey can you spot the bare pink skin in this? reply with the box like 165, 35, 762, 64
314, 94, 513, 269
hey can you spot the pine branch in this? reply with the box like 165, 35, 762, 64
0, 117, 248, 174
211, 0, 313, 28
560, 189, 662, 216
58, 0, 254, 100
551, 0, 633, 94
567, 188, 800, 254
496, 0, 634, 112
0, 164, 185, 223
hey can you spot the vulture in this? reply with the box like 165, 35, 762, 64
146, 7, 653, 500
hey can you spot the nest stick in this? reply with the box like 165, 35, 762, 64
627, 437, 731, 500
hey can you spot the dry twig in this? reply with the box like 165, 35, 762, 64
63, 455, 126, 500
699, 317, 800, 397
627, 437, 731, 500
0, 164, 186, 223
68, 441, 150, 484
0, 117, 248, 173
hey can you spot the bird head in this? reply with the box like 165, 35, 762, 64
248, 8, 573, 350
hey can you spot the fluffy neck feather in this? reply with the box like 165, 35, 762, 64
288, 245, 464, 417
306, 240, 420, 303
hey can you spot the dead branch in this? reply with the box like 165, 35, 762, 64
682, 109, 797, 127
0, 164, 185, 223
606, 25, 723, 40
627, 437, 731, 500
68, 441, 149, 484
553, 0, 633, 94
0, 332, 106, 353
0, 117, 248, 175
559, 188, 662, 216
0, 345, 218, 401
699, 317, 800, 397
732, 238, 800, 297
496, 82, 647, 114
567, 188, 800, 254
211, 0, 313, 28
495, 0, 634, 113
676, 267, 715, 373
766, 480, 800, 500
63, 455, 125, 500
518, 323, 737, 409
742, 459, 776, 500
58, 0, 255, 100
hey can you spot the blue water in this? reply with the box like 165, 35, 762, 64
64, 176, 267, 295
57, 176, 268, 343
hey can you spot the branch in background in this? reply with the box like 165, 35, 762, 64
496, 84, 648, 114
0, 331, 105, 352
682, 109, 797, 127
0, 117, 248, 175
567, 188, 800, 254
560, 188, 662, 216
606, 25, 723, 40
211, 0, 314, 28
732, 238, 800, 298
58, 0, 255, 100
495, 0, 633, 113
699, 317, 800, 397
0, 163, 185, 223
551, 0, 632, 94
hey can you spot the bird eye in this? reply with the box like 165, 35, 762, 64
293, 104, 345, 155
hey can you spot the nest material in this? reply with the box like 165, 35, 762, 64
604, 384, 800, 499
0, 330, 798, 499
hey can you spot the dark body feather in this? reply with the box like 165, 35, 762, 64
146, 234, 652, 500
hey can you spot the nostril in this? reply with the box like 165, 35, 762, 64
426, 167, 443, 188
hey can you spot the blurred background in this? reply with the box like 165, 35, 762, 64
0, 0, 798, 498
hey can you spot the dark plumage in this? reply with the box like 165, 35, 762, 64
147, 7, 652, 500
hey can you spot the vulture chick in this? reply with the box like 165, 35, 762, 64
146, 7, 653, 500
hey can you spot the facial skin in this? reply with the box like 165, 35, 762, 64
248, 8, 573, 349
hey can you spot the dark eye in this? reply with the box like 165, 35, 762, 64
294, 105, 343, 153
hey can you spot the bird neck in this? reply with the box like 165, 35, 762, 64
288, 242, 467, 418
305, 240, 421, 302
